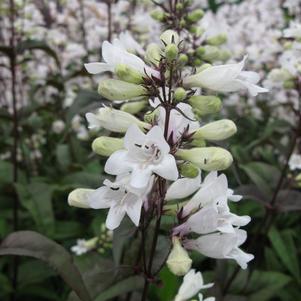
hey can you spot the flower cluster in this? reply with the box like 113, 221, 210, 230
67, 1, 267, 299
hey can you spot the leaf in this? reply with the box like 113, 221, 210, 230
240, 162, 280, 197
275, 190, 301, 212
248, 270, 291, 301
94, 276, 144, 301
0, 231, 91, 301
268, 227, 300, 280
15, 181, 55, 236
16, 39, 60, 67
18, 260, 56, 288
68, 253, 116, 301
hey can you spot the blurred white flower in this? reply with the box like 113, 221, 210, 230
174, 269, 213, 301
289, 154, 301, 171
52, 120, 65, 134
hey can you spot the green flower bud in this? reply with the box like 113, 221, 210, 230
193, 119, 237, 141
144, 110, 158, 123
189, 26, 204, 37
179, 162, 199, 178
98, 79, 147, 101
121, 100, 147, 114
145, 43, 162, 66
174, 87, 187, 102
206, 34, 228, 46
269, 68, 292, 82
196, 63, 212, 73
193, 58, 202, 67
196, 46, 206, 58
179, 53, 189, 65
179, 19, 186, 28
92, 136, 124, 156
115, 64, 144, 84
191, 138, 206, 147
166, 237, 192, 276
165, 43, 179, 61
68, 188, 93, 208
219, 49, 231, 61
186, 9, 204, 23
188, 95, 222, 116
150, 9, 165, 21
283, 79, 296, 89
176, 3, 184, 10
176, 147, 233, 171
84, 237, 98, 249
160, 29, 180, 45
199, 45, 221, 62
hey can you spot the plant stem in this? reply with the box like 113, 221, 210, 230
107, 0, 112, 42
9, 0, 19, 300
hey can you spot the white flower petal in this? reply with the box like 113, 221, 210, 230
106, 205, 126, 230
152, 154, 179, 181
88, 187, 111, 209
126, 197, 143, 226
165, 173, 201, 200
105, 150, 132, 175
84, 62, 113, 74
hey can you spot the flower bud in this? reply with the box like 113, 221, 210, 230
144, 110, 158, 123
86, 107, 150, 133
269, 68, 292, 82
68, 188, 93, 208
167, 237, 192, 276
145, 43, 162, 66
179, 162, 199, 178
92, 136, 124, 156
189, 26, 204, 37
115, 64, 144, 84
196, 63, 212, 73
160, 29, 180, 45
179, 54, 189, 65
98, 79, 146, 101
165, 43, 179, 61
197, 45, 221, 62
186, 9, 204, 23
174, 87, 187, 102
188, 95, 222, 116
176, 147, 233, 171
193, 119, 237, 141
206, 34, 227, 46
121, 100, 147, 114
150, 9, 165, 21
219, 49, 231, 61
284, 79, 296, 89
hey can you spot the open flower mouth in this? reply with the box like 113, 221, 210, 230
135, 141, 162, 164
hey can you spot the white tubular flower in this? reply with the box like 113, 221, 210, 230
71, 238, 98, 256
174, 269, 214, 301
86, 107, 150, 133
88, 175, 151, 230
184, 229, 254, 269
183, 56, 268, 96
182, 172, 228, 217
68, 188, 94, 208
84, 40, 159, 78
165, 172, 201, 201
112, 31, 145, 55
174, 204, 250, 236
105, 124, 178, 189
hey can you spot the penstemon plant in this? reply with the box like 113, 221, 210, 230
67, 1, 268, 299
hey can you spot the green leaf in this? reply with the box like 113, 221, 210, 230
248, 270, 291, 301
268, 227, 300, 280
15, 181, 55, 236
0, 231, 91, 301
275, 190, 301, 212
240, 162, 280, 197
18, 259, 56, 288
94, 276, 144, 301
